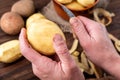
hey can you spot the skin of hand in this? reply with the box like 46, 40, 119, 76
19, 28, 85, 80
70, 16, 120, 79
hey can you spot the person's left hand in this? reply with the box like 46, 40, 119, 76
19, 28, 85, 80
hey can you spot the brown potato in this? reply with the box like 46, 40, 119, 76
0, 12, 24, 35
11, 0, 35, 17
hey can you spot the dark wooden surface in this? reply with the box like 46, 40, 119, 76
0, 0, 50, 80
0, 0, 120, 80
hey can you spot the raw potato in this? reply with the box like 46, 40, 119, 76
65, 1, 85, 11
77, 0, 95, 7
0, 40, 22, 63
11, 0, 35, 17
0, 12, 24, 35
27, 13, 65, 55
56, 0, 73, 4
26, 13, 46, 28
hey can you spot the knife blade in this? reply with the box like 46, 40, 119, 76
60, 4, 77, 39
60, 4, 75, 18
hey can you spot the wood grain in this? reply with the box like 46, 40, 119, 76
0, 0, 120, 80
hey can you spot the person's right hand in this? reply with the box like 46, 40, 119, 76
70, 16, 120, 79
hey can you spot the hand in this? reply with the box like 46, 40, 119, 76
19, 28, 85, 80
70, 16, 118, 66
70, 16, 120, 79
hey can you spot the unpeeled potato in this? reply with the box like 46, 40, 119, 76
27, 13, 65, 55
0, 12, 24, 35
11, 0, 35, 17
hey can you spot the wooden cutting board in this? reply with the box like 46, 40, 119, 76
0, 0, 120, 80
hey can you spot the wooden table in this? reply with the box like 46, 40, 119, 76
0, 0, 120, 80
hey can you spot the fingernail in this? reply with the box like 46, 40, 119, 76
70, 17, 79, 27
53, 34, 63, 42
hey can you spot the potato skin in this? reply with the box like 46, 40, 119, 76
0, 12, 24, 35
11, 0, 35, 17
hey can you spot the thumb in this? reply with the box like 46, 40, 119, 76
53, 34, 73, 65
70, 17, 90, 42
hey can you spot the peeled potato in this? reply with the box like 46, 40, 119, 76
56, 0, 73, 4
26, 13, 46, 28
0, 40, 22, 63
27, 13, 65, 55
65, 1, 86, 11
77, 0, 95, 7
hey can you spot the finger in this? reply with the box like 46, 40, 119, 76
78, 16, 99, 27
19, 28, 53, 66
78, 16, 107, 39
19, 28, 30, 52
70, 17, 90, 43
53, 34, 73, 65
19, 28, 41, 63
77, 16, 105, 36
32, 64, 41, 79
32, 64, 39, 76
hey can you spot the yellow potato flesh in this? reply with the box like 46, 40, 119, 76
77, 0, 95, 7
65, 1, 86, 11
26, 13, 46, 28
0, 40, 22, 63
27, 19, 65, 55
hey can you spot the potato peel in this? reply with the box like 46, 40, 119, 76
69, 39, 79, 54
88, 60, 103, 78
92, 8, 115, 26
108, 33, 120, 52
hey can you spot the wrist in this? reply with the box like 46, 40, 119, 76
101, 52, 120, 79
101, 51, 120, 69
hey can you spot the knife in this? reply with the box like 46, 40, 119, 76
60, 4, 77, 39
60, 4, 75, 18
